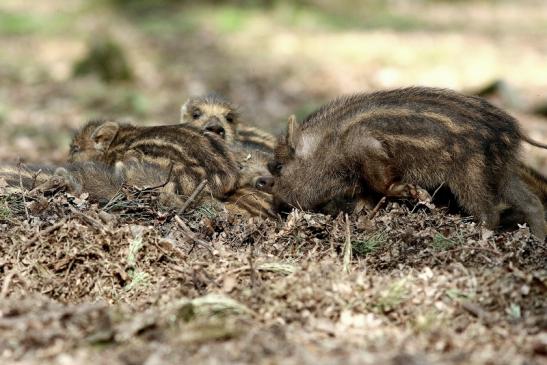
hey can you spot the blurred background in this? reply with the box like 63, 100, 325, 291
0, 0, 546, 171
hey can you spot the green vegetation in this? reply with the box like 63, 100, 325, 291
431, 232, 464, 251
0, 10, 71, 36
373, 279, 409, 313
446, 288, 473, 301
352, 232, 386, 256
193, 203, 222, 219
432, 233, 456, 251
506, 303, 521, 320
74, 38, 134, 83
412, 310, 444, 333
124, 270, 150, 291
103, 0, 432, 33
0, 197, 12, 221
125, 228, 150, 291
77, 85, 150, 117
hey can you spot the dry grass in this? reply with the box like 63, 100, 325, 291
0, 188, 545, 364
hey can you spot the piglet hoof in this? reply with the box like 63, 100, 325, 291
403, 184, 432, 202
387, 183, 430, 202
415, 187, 432, 203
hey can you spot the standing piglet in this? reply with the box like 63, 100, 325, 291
267, 87, 545, 240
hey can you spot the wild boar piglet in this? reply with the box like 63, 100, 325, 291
268, 87, 545, 240
180, 93, 276, 153
69, 120, 240, 200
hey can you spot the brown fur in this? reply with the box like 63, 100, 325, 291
0, 164, 56, 191
180, 94, 277, 154
269, 87, 545, 240
181, 94, 239, 145
52, 162, 122, 203
517, 163, 547, 206
230, 147, 276, 218
69, 120, 240, 200
113, 157, 198, 208
0, 162, 122, 204
236, 124, 276, 154
224, 187, 276, 219
180, 94, 276, 215
69, 120, 274, 217
0, 160, 203, 209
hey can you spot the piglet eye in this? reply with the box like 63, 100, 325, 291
226, 113, 234, 123
192, 109, 202, 120
268, 161, 284, 175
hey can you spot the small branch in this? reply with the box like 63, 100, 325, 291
30, 169, 43, 191
367, 196, 386, 220
24, 219, 66, 249
248, 244, 257, 289
17, 161, 30, 221
140, 162, 174, 192
174, 215, 213, 255
179, 180, 207, 214
1, 269, 29, 298
342, 214, 352, 274
69, 206, 104, 231
430, 182, 445, 201
102, 191, 125, 212
436, 246, 502, 258
461, 301, 494, 325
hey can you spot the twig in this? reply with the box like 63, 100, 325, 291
430, 182, 445, 201
140, 162, 174, 192
174, 215, 213, 255
17, 161, 30, 221
102, 191, 125, 212
1, 269, 29, 298
179, 180, 207, 214
23, 219, 66, 249
367, 196, 386, 220
1, 271, 15, 298
69, 206, 104, 231
248, 244, 257, 289
30, 169, 43, 191
436, 246, 502, 258
461, 301, 494, 325
342, 214, 352, 273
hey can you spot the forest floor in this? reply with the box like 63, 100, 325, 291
0, 1, 546, 364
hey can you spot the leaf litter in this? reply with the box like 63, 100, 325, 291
0, 186, 545, 365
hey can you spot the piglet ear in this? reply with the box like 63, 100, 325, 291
180, 99, 189, 124
90, 122, 119, 152
287, 114, 298, 149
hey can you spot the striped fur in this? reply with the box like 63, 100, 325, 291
180, 94, 277, 153
517, 163, 547, 206
270, 87, 545, 240
69, 120, 276, 217
181, 94, 240, 145
180, 94, 276, 216
0, 164, 56, 191
0, 162, 121, 204
69, 120, 240, 200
